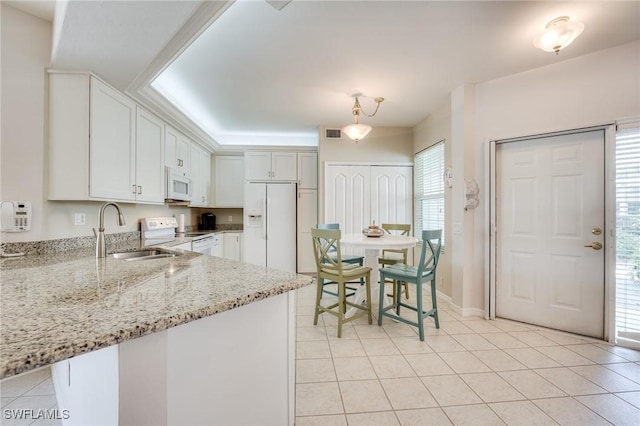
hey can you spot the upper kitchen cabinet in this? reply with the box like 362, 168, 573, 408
48, 73, 164, 204
165, 125, 191, 175
134, 108, 165, 203
214, 156, 244, 207
190, 143, 211, 207
244, 151, 297, 181
297, 152, 318, 189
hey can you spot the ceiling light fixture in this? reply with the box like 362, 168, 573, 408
533, 16, 584, 55
342, 95, 384, 142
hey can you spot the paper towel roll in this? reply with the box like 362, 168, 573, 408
177, 214, 185, 233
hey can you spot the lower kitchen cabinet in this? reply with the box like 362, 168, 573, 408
223, 232, 243, 261
51, 292, 295, 425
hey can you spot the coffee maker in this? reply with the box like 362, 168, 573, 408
200, 213, 216, 230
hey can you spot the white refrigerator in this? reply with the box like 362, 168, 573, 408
243, 182, 297, 273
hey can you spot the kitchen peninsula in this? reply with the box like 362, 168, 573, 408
0, 238, 312, 425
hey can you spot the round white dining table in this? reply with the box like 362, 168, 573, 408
340, 233, 419, 317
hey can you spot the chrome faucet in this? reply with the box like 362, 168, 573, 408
94, 202, 126, 258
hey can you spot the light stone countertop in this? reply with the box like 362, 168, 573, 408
0, 239, 312, 379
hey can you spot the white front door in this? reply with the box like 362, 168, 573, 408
496, 130, 605, 338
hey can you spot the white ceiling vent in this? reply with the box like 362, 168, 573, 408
325, 128, 342, 139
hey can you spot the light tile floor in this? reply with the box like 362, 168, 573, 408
295, 283, 640, 425
0, 366, 61, 426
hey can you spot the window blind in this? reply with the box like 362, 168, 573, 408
415, 141, 445, 243
615, 125, 640, 348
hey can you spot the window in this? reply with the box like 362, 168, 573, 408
414, 141, 445, 243
615, 124, 640, 349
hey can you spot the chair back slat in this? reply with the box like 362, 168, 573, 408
381, 223, 411, 236
311, 228, 344, 273
417, 229, 442, 276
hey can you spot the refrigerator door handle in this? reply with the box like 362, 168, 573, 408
263, 197, 268, 240
264, 197, 271, 240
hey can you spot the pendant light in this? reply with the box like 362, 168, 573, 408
342, 95, 384, 143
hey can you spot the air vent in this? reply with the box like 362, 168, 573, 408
325, 128, 342, 139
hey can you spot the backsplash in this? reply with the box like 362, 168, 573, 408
0, 232, 141, 256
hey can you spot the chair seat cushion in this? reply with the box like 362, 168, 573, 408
378, 252, 405, 262
320, 264, 371, 278
379, 263, 434, 280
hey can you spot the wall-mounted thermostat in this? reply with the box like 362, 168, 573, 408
1, 201, 32, 232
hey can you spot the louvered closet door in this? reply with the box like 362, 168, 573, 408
325, 165, 371, 255
370, 166, 413, 226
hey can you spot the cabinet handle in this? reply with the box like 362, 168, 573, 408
132, 185, 137, 194
178, 159, 183, 167
138, 185, 142, 195
202, 196, 205, 202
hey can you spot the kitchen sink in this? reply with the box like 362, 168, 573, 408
111, 249, 181, 261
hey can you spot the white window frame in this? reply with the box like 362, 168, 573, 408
414, 141, 445, 245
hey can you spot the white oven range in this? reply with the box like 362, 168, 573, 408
141, 217, 219, 256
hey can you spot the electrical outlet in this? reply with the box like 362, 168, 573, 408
74, 213, 86, 226
439, 277, 444, 288
228, 215, 233, 222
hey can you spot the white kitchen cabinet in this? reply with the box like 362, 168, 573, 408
214, 156, 244, 207
297, 152, 318, 189
223, 232, 243, 261
245, 151, 297, 181
48, 72, 163, 204
165, 125, 191, 174
297, 189, 317, 273
134, 107, 165, 203
190, 143, 211, 207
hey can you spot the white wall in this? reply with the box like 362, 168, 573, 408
450, 40, 640, 313
318, 126, 413, 223
1, 4, 192, 242
413, 100, 452, 296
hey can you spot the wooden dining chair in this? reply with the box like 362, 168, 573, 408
311, 228, 372, 337
378, 223, 412, 299
378, 229, 442, 341
316, 223, 365, 298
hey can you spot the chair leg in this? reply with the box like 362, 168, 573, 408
337, 280, 345, 338
377, 271, 386, 326
416, 280, 425, 341
404, 282, 410, 300
431, 278, 439, 329
365, 271, 372, 324
314, 277, 323, 326
395, 280, 402, 316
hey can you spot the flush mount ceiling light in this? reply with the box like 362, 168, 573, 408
342, 95, 384, 143
533, 16, 584, 55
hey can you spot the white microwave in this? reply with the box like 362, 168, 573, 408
165, 167, 192, 201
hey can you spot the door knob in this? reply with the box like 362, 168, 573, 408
584, 242, 603, 250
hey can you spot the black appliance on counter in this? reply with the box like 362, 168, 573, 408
199, 213, 216, 230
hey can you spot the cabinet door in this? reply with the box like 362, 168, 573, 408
272, 152, 297, 181
370, 166, 413, 225
245, 152, 272, 180
135, 108, 165, 203
297, 189, 317, 273
89, 77, 136, 201
165, 126, 191, 174
297, 152, 318, 189
215, 156, 245, 207
223, 232, 242, 261
190, 144, 210, 207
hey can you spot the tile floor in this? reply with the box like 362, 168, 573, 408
0, 366, 61, 426
295, 283, 640, 425
2, 283, 639, 426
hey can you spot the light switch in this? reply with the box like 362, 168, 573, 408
453, 222, 462, 234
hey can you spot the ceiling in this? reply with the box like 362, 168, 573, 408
41, 1, 640, 148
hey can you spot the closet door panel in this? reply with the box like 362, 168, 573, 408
371, 166, 413, 226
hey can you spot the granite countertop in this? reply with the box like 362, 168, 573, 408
0, 238, 312, 379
